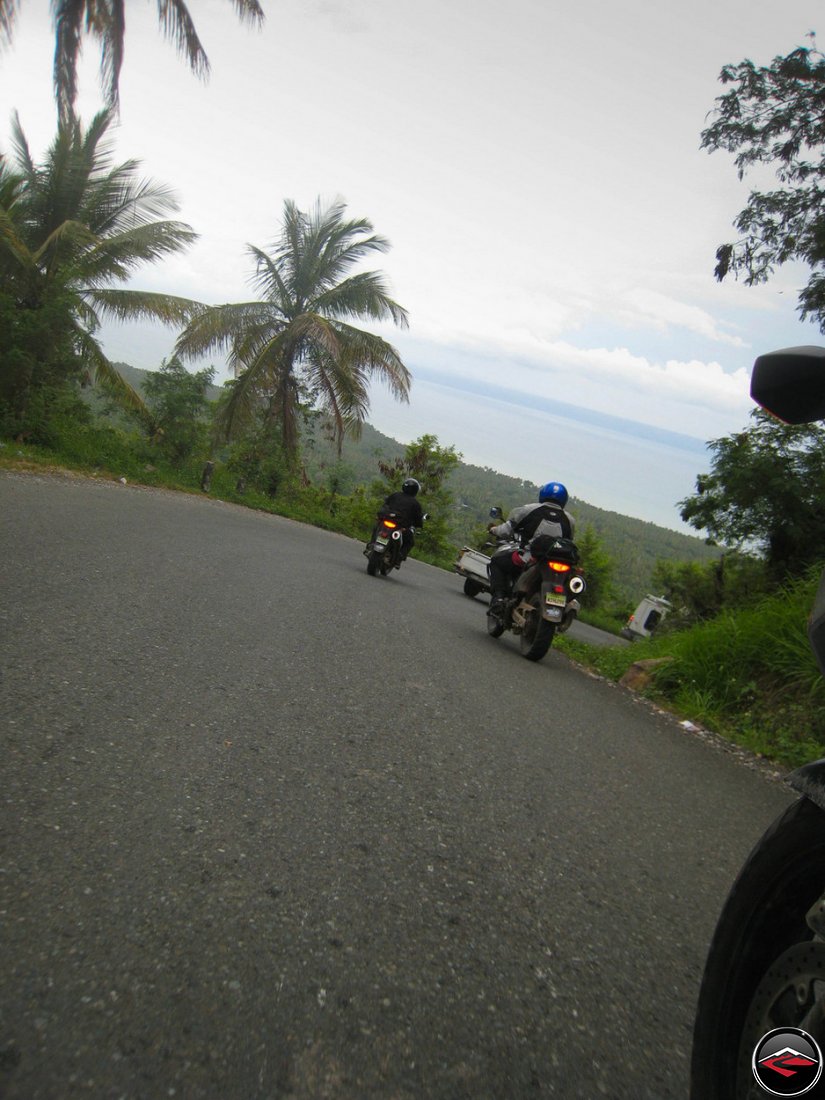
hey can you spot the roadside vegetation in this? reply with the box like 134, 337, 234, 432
556, 569, 825, 770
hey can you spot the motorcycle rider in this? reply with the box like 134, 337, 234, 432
487, 481, 575, 615
380, 478, 425, 560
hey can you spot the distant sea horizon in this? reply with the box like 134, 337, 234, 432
367, 376, 717, 534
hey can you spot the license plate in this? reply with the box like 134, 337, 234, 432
545, 591, 566, 607
377, 536, 389, 546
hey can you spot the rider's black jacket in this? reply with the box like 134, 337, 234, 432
382, 491, 424, 528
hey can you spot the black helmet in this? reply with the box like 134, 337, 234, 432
402, 478, 420, 496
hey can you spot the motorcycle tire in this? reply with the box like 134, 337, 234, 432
691, 795, 825, 1099
519, 594, 555, 661
464, 578, 483, 598
366, 550, 383, 576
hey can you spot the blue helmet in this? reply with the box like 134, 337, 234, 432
538, 481, 568, 508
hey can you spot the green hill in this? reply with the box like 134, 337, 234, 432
299, 418, 717, 603
112, 362, 718, 603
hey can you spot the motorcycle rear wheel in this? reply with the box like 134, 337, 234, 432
366, 550, 383, 576
691, 795, 825, 1099
519, 595, 555, 661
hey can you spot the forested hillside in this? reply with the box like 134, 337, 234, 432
292, 389, 719, 603
113, 363, 718, 603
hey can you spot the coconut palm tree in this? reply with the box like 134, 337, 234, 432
175, 198, 411, 457
0, 0, 264, 124
0, 108, 199, 423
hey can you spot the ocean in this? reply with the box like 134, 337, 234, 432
366, 377, 717, 534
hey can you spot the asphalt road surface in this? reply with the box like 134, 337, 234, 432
0, 472, 795, 1099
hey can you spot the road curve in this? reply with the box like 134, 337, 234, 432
0, 472, 794, 1099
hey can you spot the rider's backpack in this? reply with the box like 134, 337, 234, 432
514, 504, 572, 542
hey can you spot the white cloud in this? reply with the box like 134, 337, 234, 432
616, 289, 748, 347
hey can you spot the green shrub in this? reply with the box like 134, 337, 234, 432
559, 567, 825, 767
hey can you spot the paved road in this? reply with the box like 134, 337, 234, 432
0, 472, 794, 1099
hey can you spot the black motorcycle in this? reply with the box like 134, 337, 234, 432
691, 346, 825, 1098
486, 532, 586, 662
364, 510, 425, 577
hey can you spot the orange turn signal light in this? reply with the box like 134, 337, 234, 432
383, 520, 398, 529
547, 561, 571, 573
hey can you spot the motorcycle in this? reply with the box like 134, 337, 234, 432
485, 529, 586, 662
363, 510, 424, 576
691, 345, 825, 1099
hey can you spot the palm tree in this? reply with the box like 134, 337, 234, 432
0, 0, 264, 124
175, 198, 411, 457
0, 108, 199, 423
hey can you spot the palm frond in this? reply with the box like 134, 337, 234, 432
84, 287, 201, 325
306, 345, 371, 453
95, 0, 125, 113
0, 207, 35, 272
30, 216, 96, 258
157, 0, 210, 78
78, 220, 198, 283
212, 348, 282, 440
10, 111, 36, 179
226, 0, 264, 25
0, 0, 18, 43
312, 270, 409, 327
175, 301, 279, 361
247, 244, 291, 314
328, 321, 412, 401
53, 0, 85, 123
73, 326, 152, 418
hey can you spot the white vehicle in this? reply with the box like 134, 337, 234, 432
453, 546, 492, 598
621, 595, 671, 641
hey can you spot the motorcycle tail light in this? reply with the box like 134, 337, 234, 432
547, 561, 571, 573
553, 585, 565, 594
382, 520, 398, 530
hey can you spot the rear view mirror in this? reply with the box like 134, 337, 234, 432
750, 345, 825, 674
750, 345, 825, 424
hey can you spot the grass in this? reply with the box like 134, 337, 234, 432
0, 430, 453, 566
556, 573, 825, 770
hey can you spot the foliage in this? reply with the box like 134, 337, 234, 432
0, 0, 264, 123
141, 357, 215, 466
701, 36, 825, 330
679, 408, 825, 576
652, 553, 770, 624
574, 525, 615, 611
176, 198, 410, 457
297, 412, 719, 601
557, 566, 825, 769
0, 109, 198, 437
223, 418, 292, 498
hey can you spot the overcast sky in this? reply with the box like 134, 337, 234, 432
1, 0, 822, 527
